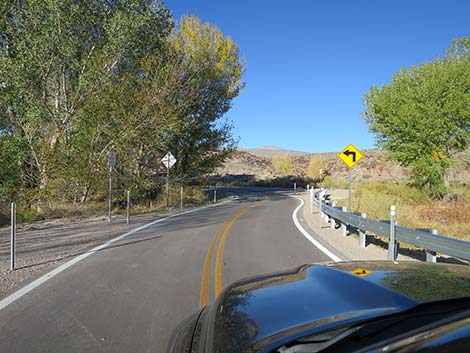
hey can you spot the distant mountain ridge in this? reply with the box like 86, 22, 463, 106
244, 145, 308, 156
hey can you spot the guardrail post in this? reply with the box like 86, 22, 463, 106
309, 187, 314, 214
358, 212, 367, 247
126, 190, 130, 224
341, 207, 347, 236
388, 205, 397, 261
330, 202, 336, 229
426, 229, 438, 262
11, 202, 16, 271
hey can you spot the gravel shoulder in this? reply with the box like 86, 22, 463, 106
0, 205, 215, 299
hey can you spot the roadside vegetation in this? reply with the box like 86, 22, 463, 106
0, 1, 244, 225
325, 180, 470, 242
363, 38, 470, 198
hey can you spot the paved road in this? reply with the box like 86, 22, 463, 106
0, 188, 333, 353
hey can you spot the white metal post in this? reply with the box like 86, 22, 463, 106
108, 166, 112, 222
426, 229, 438, 262
126, 190, 130, 224
388, 205, 396, 261
166, 159, 170, 209
213, 184, 217, 203
359, 212, 367, 247
10, 202, 16, 271
341, 207, 347, 236
294, 182, 297, 194
309, 187, 313, 214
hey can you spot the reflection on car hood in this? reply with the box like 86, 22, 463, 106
204, 261, 470, 353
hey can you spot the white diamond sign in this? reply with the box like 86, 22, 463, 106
161, 152, 176, 169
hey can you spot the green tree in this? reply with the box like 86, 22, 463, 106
0, 3, 244, 211
363, 38, 470, 197
0, 0, 172, 205
131, 16, 244, 189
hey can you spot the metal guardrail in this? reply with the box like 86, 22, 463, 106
311, 190, 470, 261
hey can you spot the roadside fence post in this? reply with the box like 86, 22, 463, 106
341, 207, 347, 237
10, 202, 16, 271
330, 202, 336, 229
310, 187, 314, 214
388, 205, 397, 261
180, 186, 183, 210
294, 182, 297, 194
358, 212, 367, 248
426, 229, 438, 262
213, 184, 217, 203
126, 190, 130, 224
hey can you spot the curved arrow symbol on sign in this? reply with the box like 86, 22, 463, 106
343, 150, 356, 162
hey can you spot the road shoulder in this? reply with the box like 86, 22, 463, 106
294, 192, 415, 262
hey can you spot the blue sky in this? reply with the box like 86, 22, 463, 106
167, 0, 469, 153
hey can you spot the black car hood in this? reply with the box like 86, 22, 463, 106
202, 261, 470, 353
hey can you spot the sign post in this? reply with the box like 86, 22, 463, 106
107, 151, 117, 222
161, 152, 177, 209
338, 144, 363, 211
10, 202, 16, 271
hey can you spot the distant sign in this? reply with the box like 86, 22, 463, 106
161, 152, 177, 169
338, 144, 363, 168
108, 151, 117, 167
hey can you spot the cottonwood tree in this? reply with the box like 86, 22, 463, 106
0, 0, 172, 205
363, 38, 470, 197
307, 154, 325, 180
272, 154, 293, 176
1, 2, 244, 210
130, 16, 244, 190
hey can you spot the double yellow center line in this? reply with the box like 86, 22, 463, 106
199, 202, 262, 308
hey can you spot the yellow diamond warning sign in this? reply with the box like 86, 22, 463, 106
352, 268, 373, 277
339, 144, 363, 168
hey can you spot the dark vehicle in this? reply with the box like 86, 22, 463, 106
167, 261, 470, 353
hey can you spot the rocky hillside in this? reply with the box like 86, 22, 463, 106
214, 147, 470, 185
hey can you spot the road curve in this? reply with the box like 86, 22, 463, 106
0, 188, 333, 353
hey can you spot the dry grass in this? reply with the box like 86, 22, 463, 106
348, 181, 470, 242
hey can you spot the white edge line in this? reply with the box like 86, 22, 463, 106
0, 197, 235, 312
291, 195, 342, 262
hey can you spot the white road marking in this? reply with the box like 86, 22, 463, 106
291, 196, 342, 262
0, 198, 235, 312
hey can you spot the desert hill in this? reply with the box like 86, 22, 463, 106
213, 147, 469, 185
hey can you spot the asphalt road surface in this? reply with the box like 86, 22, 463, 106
0, 188, 334, 353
